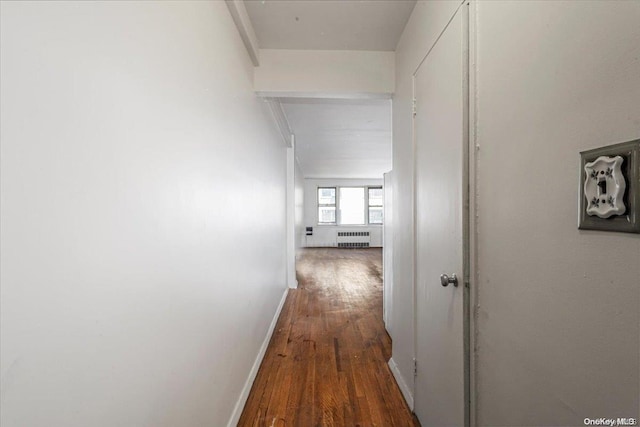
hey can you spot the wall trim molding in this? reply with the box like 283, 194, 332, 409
388, 357, 414, 411
286, 145, 298, 289
225, 0, 260, 66
227, 288, 289, 427
265, 99, 294, 147
256, 91, 392, 100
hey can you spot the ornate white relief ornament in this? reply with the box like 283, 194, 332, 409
584, 156, 626, 218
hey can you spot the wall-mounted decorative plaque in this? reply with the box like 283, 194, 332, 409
579, 139, 640, 233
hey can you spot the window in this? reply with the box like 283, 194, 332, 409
339, 187, 366, 225
368, 187, 383, 224
317, 186, 383, 225
318, 187, 336, 224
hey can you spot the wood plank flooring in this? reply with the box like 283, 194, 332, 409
238, 248, 419, 427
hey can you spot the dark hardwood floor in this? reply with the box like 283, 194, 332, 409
238, 248, 419, 427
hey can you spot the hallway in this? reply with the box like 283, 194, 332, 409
2, 2, 639, 426
239, 249, 418, 426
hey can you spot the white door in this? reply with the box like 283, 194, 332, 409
414, 6, 468, 426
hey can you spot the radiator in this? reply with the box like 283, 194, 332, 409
336, 231, 370, 248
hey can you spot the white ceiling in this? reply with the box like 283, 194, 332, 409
245, 0, 416, 51
282, 99, 392, 179
246, 0, 401, 178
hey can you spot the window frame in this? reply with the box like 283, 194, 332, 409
316, 185, 383, 226
367, 186, 384, 225
317, 187, 337, 225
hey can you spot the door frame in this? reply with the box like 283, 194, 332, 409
411, 2, 476, 425
383, 171, 394, 331
467, 1, 479, 425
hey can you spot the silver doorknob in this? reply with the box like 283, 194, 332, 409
440, 273, 459, 287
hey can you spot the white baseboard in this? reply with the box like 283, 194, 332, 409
227, 288, 289, 427
388, 357, 414, 411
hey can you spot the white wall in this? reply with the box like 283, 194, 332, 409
286, 146, 297, 288
254, 49, 395, 97
0, 2, 287, 426
391, 0, 464, 408
295, 158, 305, 254
303, 178, 384, 247
393, 0, 640, 422
383, 172, 394, 332
473, 1, 640, 424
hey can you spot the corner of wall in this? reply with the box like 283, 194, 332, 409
388, 357, 414, 410
227, 288, 289, 427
